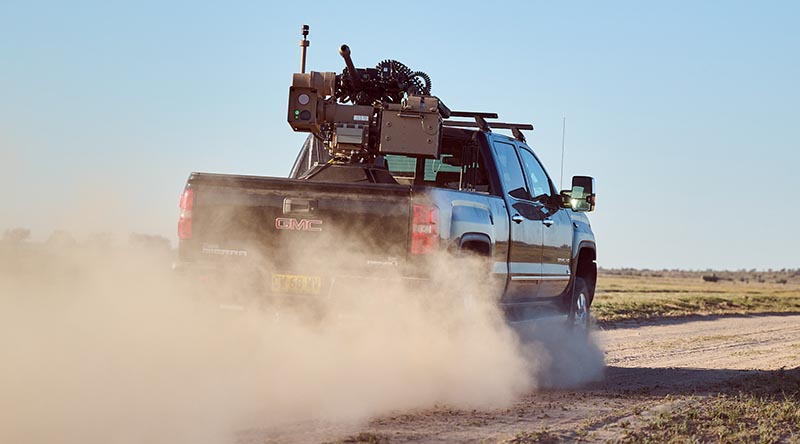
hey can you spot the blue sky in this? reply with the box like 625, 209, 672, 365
1, 1, 798, 269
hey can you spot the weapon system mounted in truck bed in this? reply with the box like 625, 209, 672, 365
287, 26, 533, 167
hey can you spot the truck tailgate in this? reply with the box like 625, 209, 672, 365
180, 173, 413, 278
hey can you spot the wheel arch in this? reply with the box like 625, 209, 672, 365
458, 233, 493, 257
573, 243, 597, 304
561, 242, 597, 309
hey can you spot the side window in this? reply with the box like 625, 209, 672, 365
517, 147, 552, 199
492, 141, 529, 200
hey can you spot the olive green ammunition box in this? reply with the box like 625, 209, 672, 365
378, 96, 442, 157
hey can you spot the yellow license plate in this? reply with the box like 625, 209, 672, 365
271, 274, 322, 295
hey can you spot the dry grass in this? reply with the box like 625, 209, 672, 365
618, 368, 800, 444
594, 269, 800, 325
326, 432, 391, 444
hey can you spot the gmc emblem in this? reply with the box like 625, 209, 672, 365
275, 217, 322, 232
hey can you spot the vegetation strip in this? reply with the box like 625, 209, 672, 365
594, 270, 800, 326
594, 294, 800, 326
619, 368, 800, 444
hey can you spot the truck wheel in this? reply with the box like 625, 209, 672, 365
568, 277, 592, 332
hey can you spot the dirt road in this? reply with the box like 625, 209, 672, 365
4, 249, 798, 444
253, 314, 800, 444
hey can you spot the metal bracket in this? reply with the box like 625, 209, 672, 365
443, 110, 532, 141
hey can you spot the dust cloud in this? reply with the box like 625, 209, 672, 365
0, 234, 604, 444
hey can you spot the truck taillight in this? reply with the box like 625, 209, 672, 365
411, 204, 439, 255
178, 188, 193, 240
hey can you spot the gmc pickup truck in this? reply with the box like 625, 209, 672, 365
176, 30, 597, 326
176, 127, 598, 328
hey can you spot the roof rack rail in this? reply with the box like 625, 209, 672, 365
442, 119, 534, 142
449, 111, 499, 119
445, 111, 498, 132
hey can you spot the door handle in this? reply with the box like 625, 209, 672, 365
543, 219, 555, 227
511, 214, 524, 224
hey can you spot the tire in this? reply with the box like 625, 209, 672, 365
568, 277, 592, 332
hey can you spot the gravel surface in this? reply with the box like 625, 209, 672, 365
249, 314, 800, 444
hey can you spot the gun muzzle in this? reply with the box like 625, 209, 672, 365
339, 44, 362, 90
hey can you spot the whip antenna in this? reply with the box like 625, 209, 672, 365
299, 25, 310, 73
560, 117, 566, 190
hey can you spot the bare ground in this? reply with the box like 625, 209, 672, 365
249, 314, 800, 444
3, 248, 798, 443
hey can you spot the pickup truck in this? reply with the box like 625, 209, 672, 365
176, 127, 598, 328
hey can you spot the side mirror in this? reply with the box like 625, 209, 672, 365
560, 176, 595, 212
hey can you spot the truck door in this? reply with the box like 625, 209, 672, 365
490, 139, 543, 303
515, 144, 573, 298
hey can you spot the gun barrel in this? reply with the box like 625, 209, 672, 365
338, 44, 362, 90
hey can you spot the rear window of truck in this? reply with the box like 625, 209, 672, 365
385, 152, 491, 194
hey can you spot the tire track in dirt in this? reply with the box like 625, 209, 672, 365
600, 314, 800, 370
